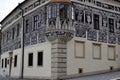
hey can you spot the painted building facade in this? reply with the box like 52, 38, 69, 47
0, 0, 120, 80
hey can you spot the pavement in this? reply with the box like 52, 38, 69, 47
1, 71, 120, 80
68, 71, 120, 80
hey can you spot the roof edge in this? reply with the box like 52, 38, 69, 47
0, 0, 27, 25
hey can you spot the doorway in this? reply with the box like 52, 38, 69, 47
9, 52, 13, 77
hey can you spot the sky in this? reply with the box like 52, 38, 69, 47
0, 0, 25, 22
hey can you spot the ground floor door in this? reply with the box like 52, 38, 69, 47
9, 52, 13, 77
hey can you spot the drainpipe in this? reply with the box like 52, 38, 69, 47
18, 3, 24, 79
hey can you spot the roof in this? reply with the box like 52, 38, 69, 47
0, 0, 27, 24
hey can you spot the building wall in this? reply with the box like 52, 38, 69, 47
67, 0, 120, 76
23, 42, 51, 79
67, 37, 120, 75
1, 49, 22, 77
0, 42, 51, 79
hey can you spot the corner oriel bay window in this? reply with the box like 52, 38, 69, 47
109, 18, 114, 33
94, 14, 100, 30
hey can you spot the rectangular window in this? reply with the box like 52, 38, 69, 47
2, 59, 4, 68
25, 19, 29, 33
12, 28, 15, 40
14, 55, 17, 67
33, 15, 39, 31
38, 52, 43, 66
17, 24, 20, 37
28, 53, 33, 66
109, 18, 114, 33
48, 6, 51, 18
60, 4, 67, 18
6, 31, 9, 42
72, 7, 74, 20
48, 5, 57, 18
5, 58, 7, 68
94, 14, 100, 30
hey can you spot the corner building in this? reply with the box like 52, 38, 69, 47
1, 0, 120, 80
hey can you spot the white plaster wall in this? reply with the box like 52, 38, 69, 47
11, 49, 22, 78
0, 49, 22, 78
67, 37, 120, 75
23, 42, 51, 79
1, 51, 10, 76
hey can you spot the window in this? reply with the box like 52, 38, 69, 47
12, 28, 15, 40
59, 4, 68, 18
5, 58, 7, 68
14, 55, 17, 67
51, 5, 57, 18
6, 31, 9, 42
25, 19, 29, 33
33, 15, 39, 30
48, 4, 57, 18
38, 52, 43, 66
71, 7, 74, 20
109, 18, 114, 33
17, 24, 20, 37
94, 14, 100, 30
2, 59, 4, 68
28, 53, 33, 66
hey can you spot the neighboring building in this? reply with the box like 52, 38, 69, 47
0, 0, 120, 80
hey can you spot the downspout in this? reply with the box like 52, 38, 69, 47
18, 4, 24, 79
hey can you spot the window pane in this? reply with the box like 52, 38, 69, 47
25, 19, 29, 33
94, 14, 99, 30
28, 53, 33, 66
38, 52, 43, 66
5, 58, 7, 68
48, 6, 51, 18
14, 55, 17, 67
51, 5, 57, 18
60, 4, 67, 18
109, 18, 114, 33
12, 28, 15, 40
2, 59, 4, 68
17, 24, 20, 36
33, 15, 39, 30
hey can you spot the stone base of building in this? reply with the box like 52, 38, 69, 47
8, 68, 120, 80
